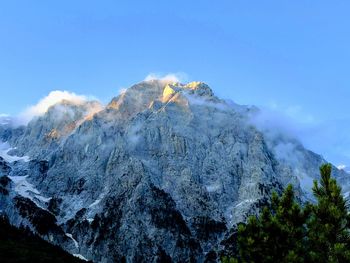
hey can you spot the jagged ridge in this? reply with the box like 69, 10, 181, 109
0, 80, 349, 262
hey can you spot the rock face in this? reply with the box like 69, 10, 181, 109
0, 80, 349, 262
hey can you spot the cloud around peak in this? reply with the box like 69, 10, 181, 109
17, 90, 95, 125
144, 72, 188, 83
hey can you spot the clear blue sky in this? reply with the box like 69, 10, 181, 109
0, 1, 350, 167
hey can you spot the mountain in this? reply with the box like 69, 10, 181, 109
0, 80, 349, 262
0, 215, 90, 263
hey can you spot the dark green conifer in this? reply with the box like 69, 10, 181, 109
233, 185, 308, 263
308, 164, 350, 263
225, 164, 350, 263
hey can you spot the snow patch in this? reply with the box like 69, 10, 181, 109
66, 233, 79, 249
89, 197, 102, 208
338, 164, 347, 170
73, 254, 88, 261
89, 192, 105, 208
234, 199, 256, 208
0, 142, 30, 163
205, 183, 221, 192
9, 175, 51, 206
34, 194, 52, 203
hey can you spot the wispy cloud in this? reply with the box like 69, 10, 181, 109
252, 103, 350, 169
144, 72, 189, 83
16, 90, 98, 125
267, 102, 316, 125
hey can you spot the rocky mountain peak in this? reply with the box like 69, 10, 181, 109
162, 81, 214, 102
1, 80, 349, 262
105, 80, 216, 120
184, 81, 214, 97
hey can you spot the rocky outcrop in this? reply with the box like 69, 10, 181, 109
0, 80, 348, 262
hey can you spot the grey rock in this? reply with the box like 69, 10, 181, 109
0, 80, 349, 262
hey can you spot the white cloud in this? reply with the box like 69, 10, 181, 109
17, 90, 92, 125
251, 103, 350, 170
266, 103, 316, 125
144, 72, 188, 83
285, 105, 315, 124
250, 107, 303, 142
0, 114, 11, 125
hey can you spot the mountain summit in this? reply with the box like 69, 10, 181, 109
0, 80, 349, 262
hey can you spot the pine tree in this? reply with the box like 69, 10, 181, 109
226, 163, 350, 263
308, 164, 350, 263
234, 185, 309, 263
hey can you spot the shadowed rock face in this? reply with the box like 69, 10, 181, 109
0, 80, 349, 262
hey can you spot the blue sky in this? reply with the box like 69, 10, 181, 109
0, 1, 350, 168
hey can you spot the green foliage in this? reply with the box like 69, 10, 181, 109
225, 164, 350, 263
235, 185, 309, 263
222, 256, 239, 263
308, 164, 350, 263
